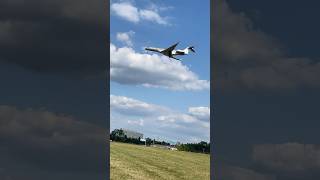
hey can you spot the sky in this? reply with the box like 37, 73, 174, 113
214, 0, 320, 180
110, 0, 210, 143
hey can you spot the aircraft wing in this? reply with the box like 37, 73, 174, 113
171, 56, 181, 61
161, 42, 179, 55
145, 47, 162, 53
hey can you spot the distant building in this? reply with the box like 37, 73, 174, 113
121, 128, 143, 139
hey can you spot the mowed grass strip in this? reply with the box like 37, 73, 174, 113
110, 142, 210, 180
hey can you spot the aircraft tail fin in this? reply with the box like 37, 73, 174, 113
184, 46, 195, 54
188, 46, 195, 53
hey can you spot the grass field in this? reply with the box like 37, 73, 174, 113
110, 142, 210, 180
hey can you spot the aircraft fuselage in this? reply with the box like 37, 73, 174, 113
145, 42, 194, 61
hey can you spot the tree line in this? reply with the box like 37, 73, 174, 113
176, 141, 210, 154
110, 129, 171, 146
110, 129, 210, 153
110, 129, 144, 145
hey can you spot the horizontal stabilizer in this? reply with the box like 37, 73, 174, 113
188, 46, 195, 53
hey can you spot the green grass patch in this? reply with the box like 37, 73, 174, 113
110, 142, 210, 180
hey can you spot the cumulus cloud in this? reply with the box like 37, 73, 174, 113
128, 119, 144, 126
111, 2, 140, 23
0, 0, 107, 76
139, 9, 168, 25
110, 94, 167, 116
147, 3, 174, 12
215, 0, 282, 62
188, 106, 210, 121
116, 31, 135, 46
0, 105, 106, 173
157, 114, 209, 129
110, 43, 209, 91
158, 114, 197, 124
215, 0, 320, 90
111, 1, 169, 25
110, 95, 210, 143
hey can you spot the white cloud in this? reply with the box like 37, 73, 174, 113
128, 119, 144, 126
116, 31, 135, 46
110, 94, 167, 116
111, 1, 169, 25
110, 43, 209, 91
110, 95, 210, 143
111, 2, 140, 23
139, 9, 168, 25
157, 114, 209, 129
216, 0, 320, 90
0, 105, 105, 171
188, 106, 210, 121
158, 114, 197, 124
147, 3, 174, 12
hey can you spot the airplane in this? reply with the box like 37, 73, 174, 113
145, 42, 195, 61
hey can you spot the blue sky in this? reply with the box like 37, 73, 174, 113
110, 0, 210, 143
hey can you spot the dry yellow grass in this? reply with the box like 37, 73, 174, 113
110, 142, 210, 180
